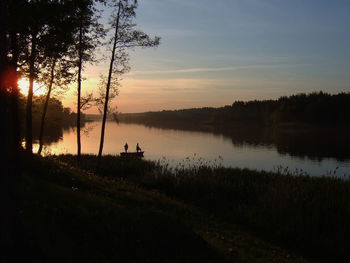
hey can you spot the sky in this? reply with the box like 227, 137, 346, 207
63, 0, 350, 113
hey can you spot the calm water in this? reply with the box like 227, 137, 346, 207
35, 121, 350, 176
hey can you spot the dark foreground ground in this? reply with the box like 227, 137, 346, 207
8, 153, 350, 262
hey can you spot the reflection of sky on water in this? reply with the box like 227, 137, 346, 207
35, 121, 350, 177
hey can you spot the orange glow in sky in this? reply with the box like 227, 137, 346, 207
18, 78, 47, 96
9, 1, 350, 115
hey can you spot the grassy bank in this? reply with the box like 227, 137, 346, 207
14, 154, 313, 263
56, 154, 350, 262
17, 154, 218, 263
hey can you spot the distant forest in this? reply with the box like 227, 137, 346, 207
120, 92, 350, 128
17, 95, 85, 140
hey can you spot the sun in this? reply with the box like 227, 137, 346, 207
18, 78, 47, 96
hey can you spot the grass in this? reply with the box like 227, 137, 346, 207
17, 154, 218, 263
56, 154, 350, 262
14, 153, 313, 263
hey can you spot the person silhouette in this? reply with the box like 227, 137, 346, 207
136, 143, 141, 153
124, 143, 128, 153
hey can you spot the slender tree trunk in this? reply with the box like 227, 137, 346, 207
25, 32, 37, 154
96, 2, 121, 172
38, 59, 56, 155
77, 23, 83, 165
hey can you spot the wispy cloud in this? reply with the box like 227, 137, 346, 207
128, 65, 277, 76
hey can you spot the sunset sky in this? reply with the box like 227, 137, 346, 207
63, 0, 350, 113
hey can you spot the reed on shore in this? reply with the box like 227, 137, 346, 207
56, 154, 350, 262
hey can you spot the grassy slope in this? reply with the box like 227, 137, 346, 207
16, 155, 311, 263
57, 154, 350, 262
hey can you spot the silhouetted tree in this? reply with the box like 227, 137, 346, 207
22, 0, 43, 153
37, 58, 74, 154
0, 4, 11, 253
96, 0, 160, 171
0, 0, 23, 259
120, 92, 350, 128
37, 19, 77, 154
18, 0, 94, 154
71, 0, 105, 165
18, 1, 73, 153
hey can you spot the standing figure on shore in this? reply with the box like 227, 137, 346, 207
124, 143, 128, 153
136, 143, 141, 153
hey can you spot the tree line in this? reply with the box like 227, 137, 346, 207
19, 94, 84, 137
120, 92, 350, 128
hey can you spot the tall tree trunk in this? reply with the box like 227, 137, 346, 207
0, 1, 11, 256
37, 58, 56, 155
9, 21, 20, 200
77, 23, 83, 165
0, 0, 21, 260
25, 32, 37, 154
10, 28, 20, 159
0, 0, 9, 132
96, 1, 121, 172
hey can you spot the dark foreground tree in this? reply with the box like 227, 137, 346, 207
37, 57, 73, 154
96, 0, 160, 171
21, 0, 96, 154
23, 0, 49, 154
0, 0, 22, 260
72, 0, 105, 165
0, 3, 11, 255
21, 0, 71, 153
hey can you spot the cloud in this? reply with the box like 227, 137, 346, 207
128, 65, 277, 76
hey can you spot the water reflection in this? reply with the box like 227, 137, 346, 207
134, 121, 350, 162
36, 121, 350, 176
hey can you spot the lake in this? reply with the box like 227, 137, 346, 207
34, 121, 350, 177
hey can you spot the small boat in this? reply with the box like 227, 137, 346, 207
120, 151, 144, 157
